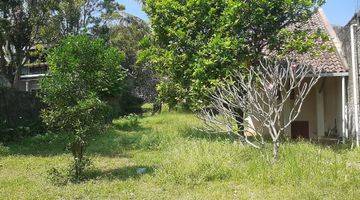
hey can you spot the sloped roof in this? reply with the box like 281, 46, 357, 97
296, 8, 349, 73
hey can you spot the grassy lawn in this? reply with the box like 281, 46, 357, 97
1, 111, 360, 199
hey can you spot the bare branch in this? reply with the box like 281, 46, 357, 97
199, 58, 321, 159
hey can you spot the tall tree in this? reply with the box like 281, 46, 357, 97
108, 14, 153, 99
35, 0, 126, 44
141, 0, 326, 110
0, 0, 126, 87
0, 0, 40, 87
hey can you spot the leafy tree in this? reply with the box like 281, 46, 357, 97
141, 0, 325, 111
107, 14, 158, 104
36, 0, 126, 44
0, 0, 126, 88
109, 15, 149, 73
0, 0, 44, 87
40, 35, 126, 181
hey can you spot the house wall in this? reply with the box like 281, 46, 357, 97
337, 16, 360, 136
18, 79, 40, 92
294, 82, 318, 138
298, 77, 343, 138
324, 77, 342, 136
247, 77, 344, 139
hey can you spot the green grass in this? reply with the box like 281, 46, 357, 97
1, 111, 360, 199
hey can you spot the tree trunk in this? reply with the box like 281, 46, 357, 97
0, 47, 13, 85
12, 68, 20, 89
0, 46, 6, 72
71, 140, 85, 180
152, 101, 162, 115
273, 140, 280, 162
12, 50, 26, 89
234, 108, 244, 136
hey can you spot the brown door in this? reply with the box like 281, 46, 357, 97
291, 121, 310, 139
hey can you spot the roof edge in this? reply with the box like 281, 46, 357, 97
344, 11, 359, 27
318, 8, 349, 72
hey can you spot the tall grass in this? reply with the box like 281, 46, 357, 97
1, 111, 360, 199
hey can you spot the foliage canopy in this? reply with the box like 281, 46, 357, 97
141, 0, 326, 109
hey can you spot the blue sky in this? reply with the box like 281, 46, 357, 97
323, 0, 358, 25
119, 0, 358, 26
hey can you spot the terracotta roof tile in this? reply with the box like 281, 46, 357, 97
295, 9, 348, 73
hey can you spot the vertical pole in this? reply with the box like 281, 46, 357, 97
350, 24, 359, 147
25, 81, 29, 92
342, 76, 348, 142
316, 80, 325, 138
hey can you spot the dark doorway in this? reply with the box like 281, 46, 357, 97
291, 121, 310, 139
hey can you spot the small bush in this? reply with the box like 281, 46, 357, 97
40, 35, 127, 181
0, 119, 45, 143
0, 143, 10, 156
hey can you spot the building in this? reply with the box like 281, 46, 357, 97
287, 9, 349, 140
248, 8, 357, 142
19, 63, 47, 92
19, 46, 48, 92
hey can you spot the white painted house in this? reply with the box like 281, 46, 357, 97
248, 9, 359, 142
284, 9, 350, 140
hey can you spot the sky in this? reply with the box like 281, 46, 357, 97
323, 0, 358, 26
118, 0, 359, 26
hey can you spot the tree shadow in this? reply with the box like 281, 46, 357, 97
86, 125, 155, 156
5, 133, 70, 156
113, 122, 148, 132
4, 116, 155, 157
181, 127, 237, 142
84, 165, 155, 181
113, 115, 147, 132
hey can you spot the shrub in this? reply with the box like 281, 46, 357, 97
0, 143, 10, 156
0, 88, 45, 142
106, 92, 144, 119
39, 35, 127, 181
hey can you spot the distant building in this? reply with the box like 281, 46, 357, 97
19, 63, 47, 92
19, 46, 48, 92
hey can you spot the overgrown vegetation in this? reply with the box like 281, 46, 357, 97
0, 88, 45, 142
1, 1, 359, 198
1, 111, 360, 199
0, 0, 125, 87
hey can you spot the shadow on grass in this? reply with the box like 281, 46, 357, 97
309, 139, 352, 153
113, 121, 148, 132
5, 119, 154, 157
113, 115, 147, 132
84, 165, 155, 181
181, 127, 237, 142
87, 125, 156, 156
6, 133, 70, 156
